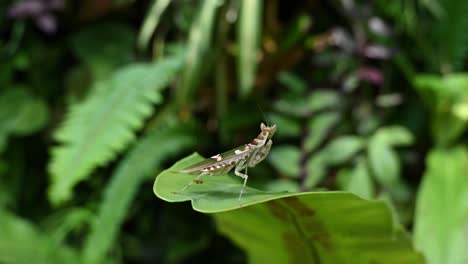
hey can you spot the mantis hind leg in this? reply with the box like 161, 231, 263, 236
179, 172, 206, 192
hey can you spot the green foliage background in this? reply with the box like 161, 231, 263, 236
1, 0, 467, 263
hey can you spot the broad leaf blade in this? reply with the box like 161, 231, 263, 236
414, 147, 468, 264
215, 195, 423, 264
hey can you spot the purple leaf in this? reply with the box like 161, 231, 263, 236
35, 13, 57, 34
361, 44, 393, 59
8, 0, 46, 17
357, 67, 384, 85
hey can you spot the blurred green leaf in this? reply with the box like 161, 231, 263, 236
365, 126, 413, 201
178, 0, 219, 104
337, 157, 374, 199
0, 210, 80, 264
414, 73, 468, 100
280, 14, 312, 50
278, 71, 307, 93
0, 160, 10, 206
429, 0, 468, 69
43, 208, 93, 245
0, 88, 49, 141
413, 73, 468, 145
238, 0, 262, 98
165, 234, 210, 264
453, 99, 468, 120
368, 135, 400, 188
373, 126, 414, 147
48, 56, 182, 205
322, 135, 365, 165
138, 0, 172, 50
274, 90, 340, 116
267, 113, 301, 138
304, 153, 327, 188
304, 111, 340, 152
432, 112, 466, 146
415, 147, 468, 264
0, 136, 5, 153
268, 145, 301, 178
71, 22, 136, 79
83, 120, 197, 264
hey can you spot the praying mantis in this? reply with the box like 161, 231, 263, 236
178, 123, 277, 204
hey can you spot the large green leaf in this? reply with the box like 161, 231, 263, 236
48, 56, 182, 204
414, 147, 468, 264
154, 154, 423, 263
154, 153, 288, 212
215, 196, 423, 264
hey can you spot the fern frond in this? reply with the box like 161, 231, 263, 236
48, 56, 182, 205
82, 120, 197, 264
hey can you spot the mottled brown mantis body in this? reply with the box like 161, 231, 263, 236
178, 123, 277, 203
